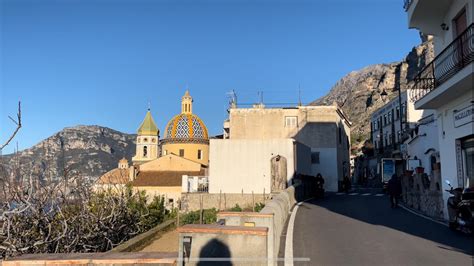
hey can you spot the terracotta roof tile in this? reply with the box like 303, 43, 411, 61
132, 170, 205, 187
96, 168, 129, 185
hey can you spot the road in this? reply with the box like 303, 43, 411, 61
292, 190, 474, 265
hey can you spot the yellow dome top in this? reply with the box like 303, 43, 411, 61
163, 90, 209, 143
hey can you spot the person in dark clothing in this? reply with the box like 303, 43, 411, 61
343, 176, 351, 193
315, 173, 325, 198
387, 174, 402, 208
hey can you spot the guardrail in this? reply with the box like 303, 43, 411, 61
410, 23, 474, 102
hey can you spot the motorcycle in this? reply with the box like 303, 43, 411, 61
445, 180, 474, 234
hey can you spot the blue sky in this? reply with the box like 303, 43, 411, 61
0, 0, 420, 154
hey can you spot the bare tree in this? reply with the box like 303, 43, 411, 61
0, 101, 22, 152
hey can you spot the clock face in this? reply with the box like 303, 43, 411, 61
144, 138, 148, 142
152, 138, 156, 143
137, 138, 141, 143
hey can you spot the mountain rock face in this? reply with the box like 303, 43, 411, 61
311, 38, 434, 150
0, 125, 135, 182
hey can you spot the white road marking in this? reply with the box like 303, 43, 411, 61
349, 193, 359, 196
336, 193, 345, 195
285, 202, 300, 266
362, 193, 371, 196
375, 194, 385, 197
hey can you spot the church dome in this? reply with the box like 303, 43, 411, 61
162, 90, 209, 144
163, 113, 209, 142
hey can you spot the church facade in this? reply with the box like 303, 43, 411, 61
95, 90, 209, 208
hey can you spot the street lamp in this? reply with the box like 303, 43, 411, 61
380, 89, 388, 102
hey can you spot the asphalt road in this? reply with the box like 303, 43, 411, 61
292, 191, 474, 266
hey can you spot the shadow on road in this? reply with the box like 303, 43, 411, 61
305, 193, 474, 256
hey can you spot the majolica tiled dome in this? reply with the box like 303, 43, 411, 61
164, 113, 209, 141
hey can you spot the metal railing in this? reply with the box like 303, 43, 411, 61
410, 23, 474, 102
403, 0, 413, 11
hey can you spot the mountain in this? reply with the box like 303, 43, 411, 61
311, 37, 434, 151
0, 125, 136, 182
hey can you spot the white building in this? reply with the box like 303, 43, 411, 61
370, 89, 412, 155
209, 105, 351, 193
405, 0, 473, 218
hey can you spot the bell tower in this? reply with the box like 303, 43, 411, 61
132, 108, 159, 164
181, 90, 193, 114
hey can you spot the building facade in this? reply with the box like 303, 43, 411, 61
214, 104, 351, 192
405, 0, 474, 219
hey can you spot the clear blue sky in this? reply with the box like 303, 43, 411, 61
0, 0, 420, 154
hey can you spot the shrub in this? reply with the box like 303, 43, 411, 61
230, 204, 242, 212
254, 202, 265, 212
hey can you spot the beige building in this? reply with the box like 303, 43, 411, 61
94, 158, 131, 191
162, 91, 210, 166
212, 104, 351, 192
131, 154, 206, 208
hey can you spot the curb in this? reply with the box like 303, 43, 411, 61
399, 204, 448, 227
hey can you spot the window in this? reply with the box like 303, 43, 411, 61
396, 106, 400, 120
163, 150, 168, 156
338, 127, 342, 144
384, 114, 387, 126
179, 149, 185, 157
143, 146, 148, 157
285, 116, 298, 128
311, 152, 320, 164
197, 149, 202, 160
388, 111, 392, 123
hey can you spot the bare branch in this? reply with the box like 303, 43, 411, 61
1, 102, 22, 150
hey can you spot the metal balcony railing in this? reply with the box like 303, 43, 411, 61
403, 0, 413, 11
410, 23, 474, 102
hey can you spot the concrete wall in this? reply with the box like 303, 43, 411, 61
177, 225, 268, 266
180, 193, 271, 212
209, 139, 311, 194
260, 186, 297, 265
310, 147, 338, 192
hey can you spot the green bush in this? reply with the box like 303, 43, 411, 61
230, 204, 242, 212
254, 202, 265, 212
179, 208, 217, 226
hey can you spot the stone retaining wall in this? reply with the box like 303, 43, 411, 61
401, 169, 445, 220
180, 193, 271, 212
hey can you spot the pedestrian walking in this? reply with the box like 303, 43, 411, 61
387, 174, 402, 208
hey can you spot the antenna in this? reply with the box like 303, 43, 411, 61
298, 84, 302, 106
148, 101, 151, 111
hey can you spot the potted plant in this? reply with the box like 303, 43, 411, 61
416, 166, 425, 174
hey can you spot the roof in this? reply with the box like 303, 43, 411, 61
132, 170, 206, 187
138, 110, 159, 135
163, 113, 209, 141
96, 168, 129, 185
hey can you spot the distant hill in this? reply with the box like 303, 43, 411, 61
311, 37, 434, 151
0, 125, 135, 182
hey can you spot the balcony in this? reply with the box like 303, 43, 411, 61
404, 0, 451, 35
410, 23, 473, 109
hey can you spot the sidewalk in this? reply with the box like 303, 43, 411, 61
139, 229, 179, 253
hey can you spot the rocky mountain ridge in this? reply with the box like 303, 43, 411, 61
311, 38, 434, 150
0, 125, 135, 182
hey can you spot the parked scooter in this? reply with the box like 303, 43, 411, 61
445, 180, 474, 234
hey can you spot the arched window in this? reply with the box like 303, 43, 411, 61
143, 146, 148, 157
